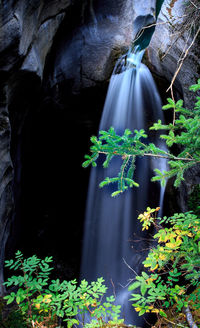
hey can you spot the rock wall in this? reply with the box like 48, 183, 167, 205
148, 0, 200, 212
148, 0, 200, 107
0, 0, 73, 295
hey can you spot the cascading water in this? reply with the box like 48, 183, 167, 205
81, 49, 167, 325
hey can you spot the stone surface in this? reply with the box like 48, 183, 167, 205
148, 0, 200, 107
0, 0, 71, 295
0, 83, 13, 295
0, 0, 71, 73
47, 0, 136, 92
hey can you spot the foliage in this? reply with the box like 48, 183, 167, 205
82, 79, 200, 196
128, 207, 200, 324
3, 251, 123, 328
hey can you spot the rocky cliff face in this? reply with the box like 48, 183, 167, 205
0, 0, 199, 294
0, 0, 75, 295
148, 0, 200, 107
148, 0, 200, 212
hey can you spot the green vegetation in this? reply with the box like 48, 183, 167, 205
3, 251, 124, 328
129, 207, 200, 327
82, 79, 200, 327
83, 79, 200, 195
3, 80, 200, 327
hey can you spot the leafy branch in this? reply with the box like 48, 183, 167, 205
83, 79, 200, 195
128, 208, 200, 328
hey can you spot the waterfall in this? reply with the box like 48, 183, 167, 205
81, 49, 167, 325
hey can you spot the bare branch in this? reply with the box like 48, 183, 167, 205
188, 0, 200, 10
166, 26, 200, 123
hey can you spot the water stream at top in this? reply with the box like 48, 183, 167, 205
81, 49, 168, 325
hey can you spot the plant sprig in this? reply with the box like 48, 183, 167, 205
83, 80, 200, 195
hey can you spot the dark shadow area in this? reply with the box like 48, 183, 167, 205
5, 68, 108, 280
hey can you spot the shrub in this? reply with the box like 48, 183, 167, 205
3, 251, 123, 328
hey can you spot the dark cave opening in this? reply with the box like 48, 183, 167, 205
6, 70, 108, 280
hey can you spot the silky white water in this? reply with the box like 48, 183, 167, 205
81, 50, 167, 325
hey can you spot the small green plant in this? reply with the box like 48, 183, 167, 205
3, 251, 123, 327
128, 207, 200, 327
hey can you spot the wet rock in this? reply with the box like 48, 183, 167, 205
0, 83, 13, 295
47, 0, 135, 92
148, 0, 200, 107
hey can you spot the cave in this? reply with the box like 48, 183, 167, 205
6, 73, 109, 282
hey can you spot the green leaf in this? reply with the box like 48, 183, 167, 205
128, 281, 141, 291
160, 310, 167, 318
111, 190, 123, 197
139, 309, 146, 316
141, 284, 147, 296
130, 294, 142, 301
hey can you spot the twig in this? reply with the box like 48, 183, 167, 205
163, 317, 188, 328
143, 152, 195, 161
142, 21, 168, 29
165, 26, 200, 124
133, 21, 169, 46
166, 26, 200, 100
122, 258, 138, 276
97, 150, 196, 162
110, 278, 116, 298
189, 0, 200, 10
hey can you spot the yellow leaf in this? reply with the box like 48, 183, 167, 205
166, 242, 177, 248
178, 289, 185, 295
146, 278, 153, 284
148, 305, 154, 310
150, 264, 158, 271
135, 307, 142, 312
151, 308, 159, 313
44, 298, 51, 304
35, 303, 40, 309
159, 254, 166, 260
85, 302, 90, 307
